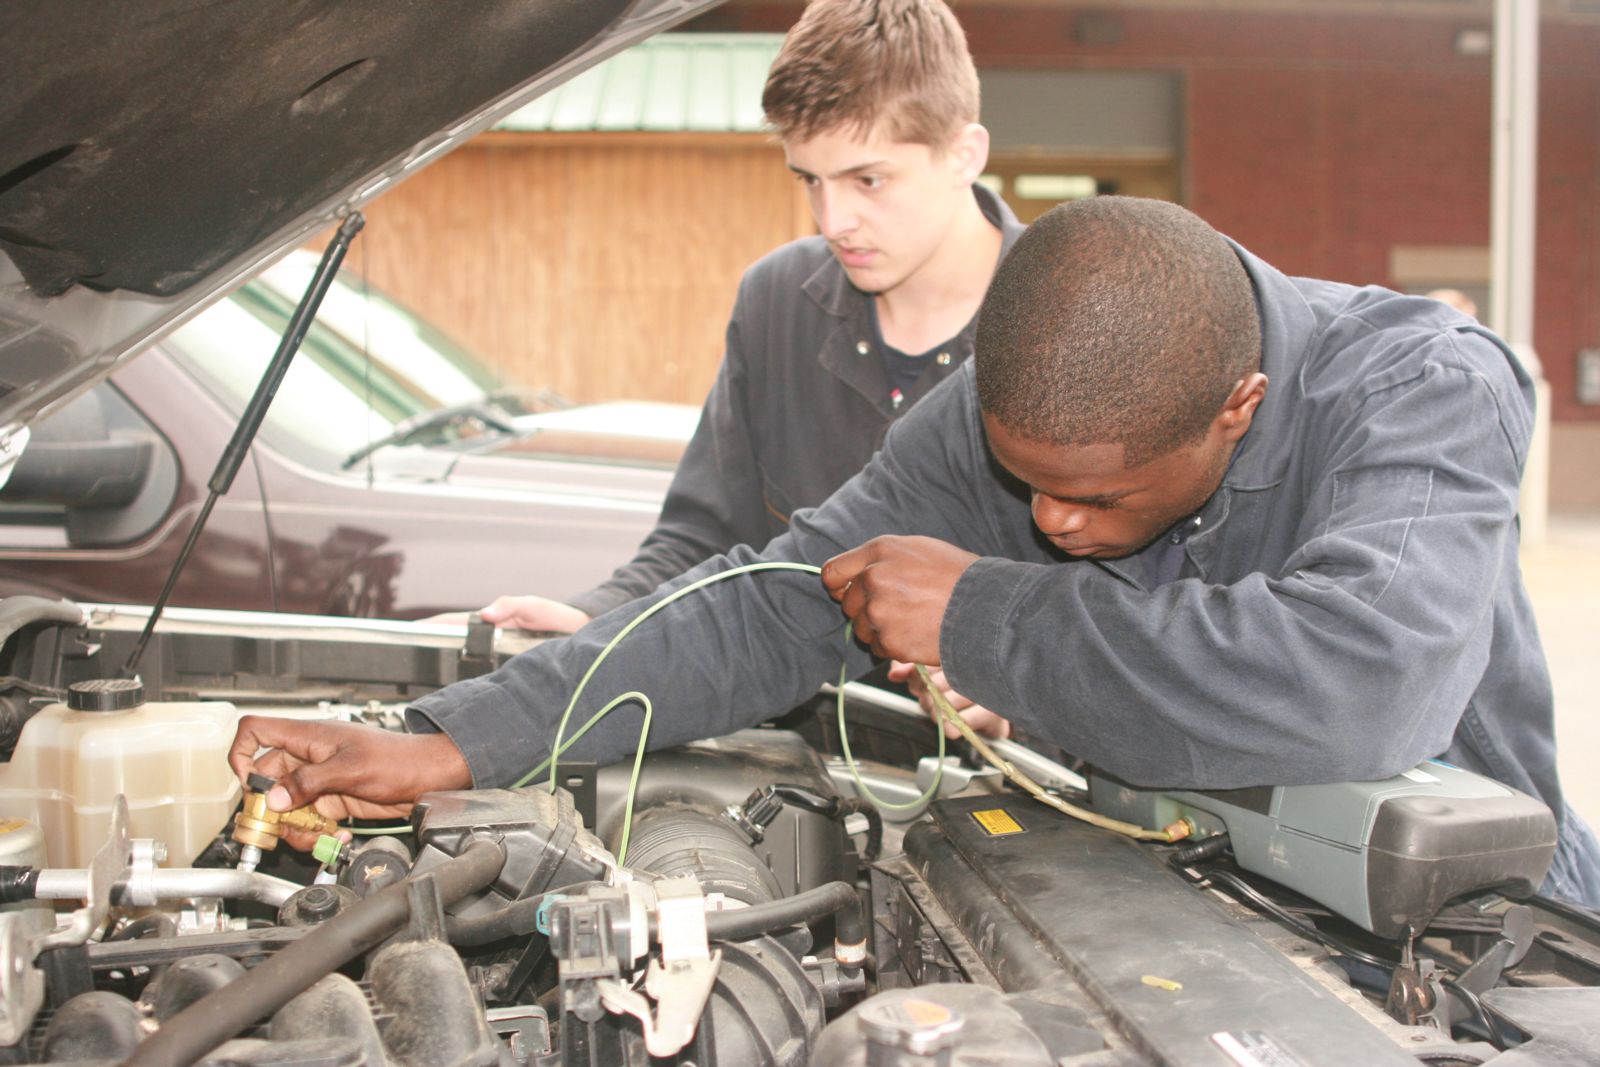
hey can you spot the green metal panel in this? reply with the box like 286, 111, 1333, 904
497, 34, 784, 134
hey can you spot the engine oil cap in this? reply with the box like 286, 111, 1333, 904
66, 677, 145, 712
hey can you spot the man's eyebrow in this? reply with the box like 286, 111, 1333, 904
1068, 492, 1132, 508
1042, 489, 1131, 507
786, 160, 892, 181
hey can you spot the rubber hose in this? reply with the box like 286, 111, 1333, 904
443, 883, 599, 948
0, 866, 38, 904
0, 596, 84, 650
452, 879, 864, 953
454, 883, 864, 953
110, 915, 178, 942
123, 836, 505, 1067
701, 880, 863, 949
445, 893, 548, 947
1172, 832, 1231, 866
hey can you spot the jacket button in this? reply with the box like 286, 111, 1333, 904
936, 352, 952, 365
856, 340, 870, 355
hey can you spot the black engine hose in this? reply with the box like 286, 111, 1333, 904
444, 890, 553, 947
449, 878, 867, 950
1172, 832, 1231, 867
443, 882, 602, 948
702, 880, 864, 962
124, 836, 506, 1067
0, 866, 38, 904
109, 915, 179, 942
449, 877, 867, 951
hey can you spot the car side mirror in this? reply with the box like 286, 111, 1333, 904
0, 384, 178, 547
4, 434, 155, 509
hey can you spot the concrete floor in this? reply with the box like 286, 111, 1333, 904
1524, 509, 1600, 824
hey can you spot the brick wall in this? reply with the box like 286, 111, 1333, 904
696, 4, 1600, 422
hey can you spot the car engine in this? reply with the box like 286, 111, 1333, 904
0, 597, 1596, 1067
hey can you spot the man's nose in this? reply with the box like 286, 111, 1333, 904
814, 188, 858, 240
1032, 494, 1089, 536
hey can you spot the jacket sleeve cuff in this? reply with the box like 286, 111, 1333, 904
406, 678, 549, 790
939, 557, 1041, 713
566, 584, 634, 620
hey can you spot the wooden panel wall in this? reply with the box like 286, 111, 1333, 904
340, 134, 811, 407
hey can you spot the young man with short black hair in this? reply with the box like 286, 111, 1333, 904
235, 195, 1599, 906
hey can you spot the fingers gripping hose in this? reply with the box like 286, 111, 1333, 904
124, 836, 506, 1067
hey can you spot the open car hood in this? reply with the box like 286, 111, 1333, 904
0, 0, 719, 448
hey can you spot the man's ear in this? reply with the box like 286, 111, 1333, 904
947, 123, 990, 186
1216, 372, 1268, 444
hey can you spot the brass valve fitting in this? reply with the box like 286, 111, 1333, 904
233, 773, 339, 851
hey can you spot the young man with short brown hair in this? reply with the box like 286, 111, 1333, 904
479, 0, 1022, 634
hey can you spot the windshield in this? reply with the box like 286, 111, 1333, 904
257, 253, 521, 413
162, 258, 522, 468
160, 251, 693, 472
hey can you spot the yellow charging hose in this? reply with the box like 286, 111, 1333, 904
913, 664, 1191, 843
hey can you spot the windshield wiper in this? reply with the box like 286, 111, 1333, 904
342, 399, 518, 469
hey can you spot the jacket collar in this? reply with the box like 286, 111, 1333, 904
1218, 239, 1319, 492
1092, 241, 1315, 590
801, 183, 1025, 317
804, 184, 1024, 416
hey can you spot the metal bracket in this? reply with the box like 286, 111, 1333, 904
458, 614, 497, 679
38, 795, 132, 951
0, 910, 51, 1045
3, 795, 135, 1042
1385, 930, 1436, 1026
119, 838, 166, 908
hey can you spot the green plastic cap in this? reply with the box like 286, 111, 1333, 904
312, 835, 344, 867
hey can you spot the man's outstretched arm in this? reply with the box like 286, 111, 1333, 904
230, 370, 997, 816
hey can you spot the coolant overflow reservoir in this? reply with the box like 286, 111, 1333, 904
0, 679, 244, 867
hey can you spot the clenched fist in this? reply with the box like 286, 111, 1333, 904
821, 535, 978, 664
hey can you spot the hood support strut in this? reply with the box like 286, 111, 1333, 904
121, 213, 366, 678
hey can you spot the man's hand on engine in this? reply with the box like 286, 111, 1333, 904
478, 595, 591, 633
228, 716, 472, 850
821, 535, 978, 664
887, 661, 1013, 740
420, 596, 591, 632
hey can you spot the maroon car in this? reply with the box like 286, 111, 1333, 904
0, 255, 692, 618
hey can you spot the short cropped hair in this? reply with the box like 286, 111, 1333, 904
762, 0, 980, 147
975, 197, 1261, 467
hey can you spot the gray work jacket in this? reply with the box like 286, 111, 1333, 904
567, 185, 1025, 618
415, 242, 1596, 902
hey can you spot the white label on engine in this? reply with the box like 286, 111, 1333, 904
1211, 1031, 1307, 1067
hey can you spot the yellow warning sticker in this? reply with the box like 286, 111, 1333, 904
970, 808, 1025, 836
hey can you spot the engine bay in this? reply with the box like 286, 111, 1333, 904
0, 599, 1596, 1066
